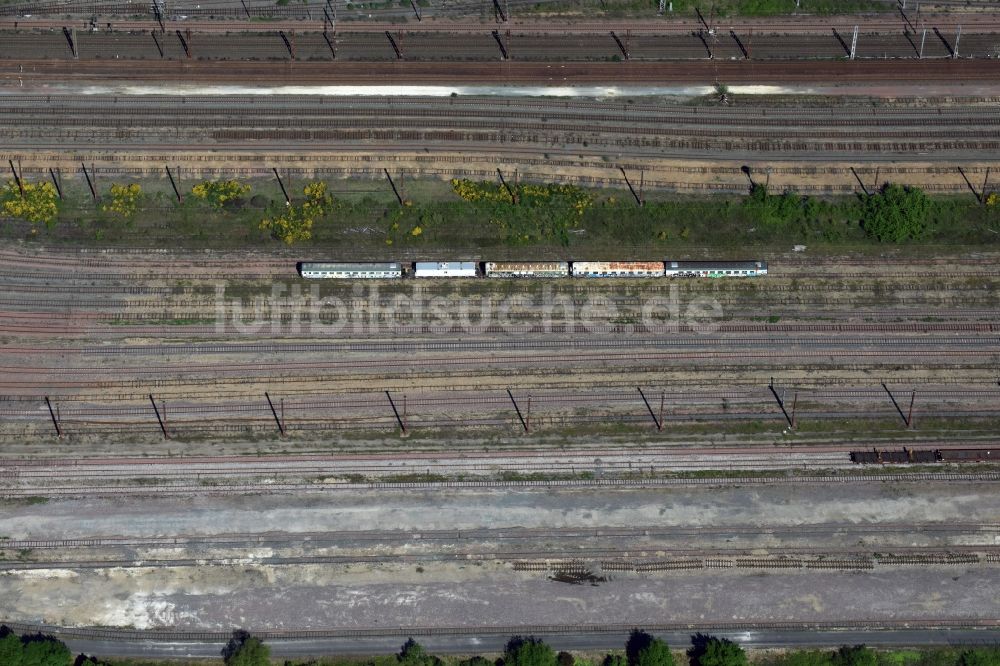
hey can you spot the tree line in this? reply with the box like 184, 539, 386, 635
1, 625, 999, 666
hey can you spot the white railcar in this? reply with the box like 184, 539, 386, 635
485, 261, 570, 278
299, 262, 403, 279
663, 260, 767, 278
413, 261, 478, 278
570, 261, 665, 278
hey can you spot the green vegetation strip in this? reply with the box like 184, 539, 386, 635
4, 176, 1000, 254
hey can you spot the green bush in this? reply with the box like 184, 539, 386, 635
741, 184, 805, 227
861, 183, 932, 242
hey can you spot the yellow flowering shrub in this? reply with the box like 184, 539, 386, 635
258, 181, 333, 245
191, 179, 250, 209
101, 183, 142, 217
1, 180, 59, 227
259, 206, 313, 245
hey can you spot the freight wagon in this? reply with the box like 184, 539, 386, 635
850, 447, 995, 464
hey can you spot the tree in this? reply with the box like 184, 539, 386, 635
831, 646, 876, 666
0, 627, 24, 666
861, 183, 931, 243
959, 648, 1000, 666
19, 634, 71, 666
688, 635, 747, 666
557, 651, 575, 666
603, 656, 628, 666
504, 636, 557, 666
625, 631, 673, 666
398, 638, 442, 666
222, 630, 270, 666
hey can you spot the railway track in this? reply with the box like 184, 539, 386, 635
3, 334, 993, 356
4, 386, 998, 418
8, 106, 1000, 131
6, 58, 1000, 84
3, 471, 1000, 497
4, 321, 999, 339
8, 111, 1000, 148
5, 522, 998, 550
0, 11, 996, 31
8, 94, 1000, 120
6, 98, 1000, 155
4, 548, 998, 571
3, 618, 1000, 643
3, 146, 995, 198
0, 28, 995, 62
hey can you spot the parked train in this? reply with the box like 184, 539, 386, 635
850, 447, 995, 464
297, 260, 768, 279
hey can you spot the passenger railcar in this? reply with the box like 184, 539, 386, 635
413, 261, 478, 278
485, 261, 570, 278
664, 260, 768, 278
298, 262, 403, 279
571, 261, 665, 278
